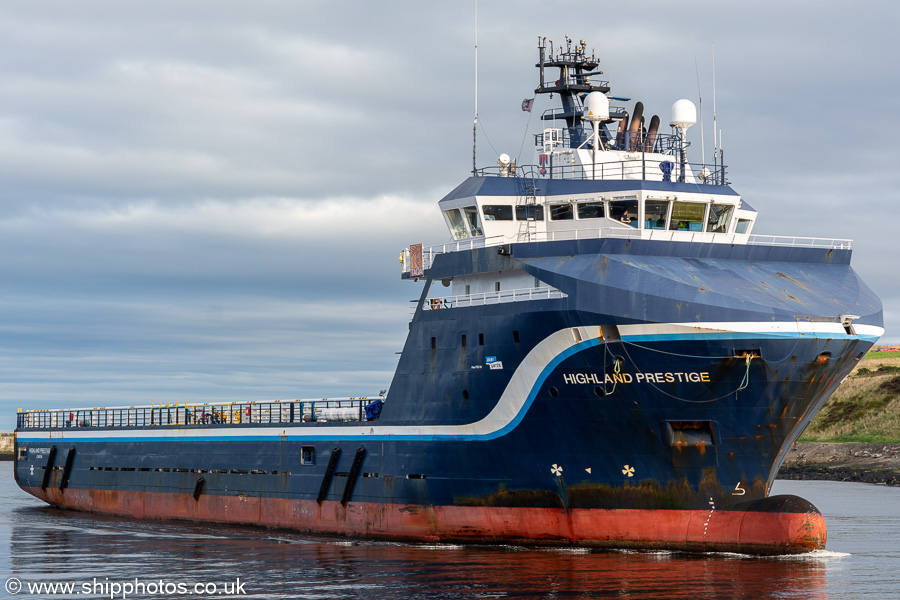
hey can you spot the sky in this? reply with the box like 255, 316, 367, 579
1, 1, 897, 431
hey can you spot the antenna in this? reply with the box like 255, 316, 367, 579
691, 31, 705, 166
472, 0, 478, 175
712, 42, 718, 179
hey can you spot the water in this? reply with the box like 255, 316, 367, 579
1, 461, 898, 599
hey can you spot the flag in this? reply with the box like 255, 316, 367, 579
521, 98, 534, 112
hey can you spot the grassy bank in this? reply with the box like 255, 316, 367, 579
799, 348, 900, 443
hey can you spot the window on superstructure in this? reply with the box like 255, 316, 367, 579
669, 202, 706, 232
706, 204, 734, 233
644, 200, 670, 230
735, 219, 752, 234
445, 209, 468, 239
576, 201, 604, 219
463, 206, 483, 236
516, 205, 544, 221
549, 204, 574, 220
483, 205, 513, 221
609, 199, 639, 227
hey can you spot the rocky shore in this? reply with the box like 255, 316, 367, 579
778, 442, 900, 486
0, 433, 12, 460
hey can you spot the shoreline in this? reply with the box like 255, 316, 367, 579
778, 442, 900, 486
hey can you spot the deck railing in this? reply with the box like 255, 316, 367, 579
745, 234, 852, 250
400, 228, 851, 274
16, 396, 385, 430
475, 157, 727, 186
422, 286, 567, 311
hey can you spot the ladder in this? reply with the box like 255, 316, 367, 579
517, 166, 541, 242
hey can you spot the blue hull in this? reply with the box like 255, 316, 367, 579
15, 238, 881, 516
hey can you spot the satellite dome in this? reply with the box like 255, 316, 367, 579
670, 99, 697, 129
498, 153, 511, 166
583, 92, 610, 122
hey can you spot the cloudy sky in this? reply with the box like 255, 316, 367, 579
1, 1, 897, 431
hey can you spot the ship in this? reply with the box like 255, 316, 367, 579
13, 36, 883, 555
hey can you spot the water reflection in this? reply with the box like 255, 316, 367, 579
7, 504, 828, 600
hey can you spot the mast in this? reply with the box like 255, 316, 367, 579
533, 36, 610, 149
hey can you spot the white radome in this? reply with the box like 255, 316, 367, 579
670, 99, 697, 129
583, 92, 610, 122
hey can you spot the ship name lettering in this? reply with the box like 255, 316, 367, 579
634, 371, 710, 383
605, 373, 633, 384
562, 372, 711, 386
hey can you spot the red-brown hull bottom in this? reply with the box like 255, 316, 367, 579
23, 486, 825, 555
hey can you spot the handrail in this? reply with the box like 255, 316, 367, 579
401, 229, 851, 273
401, 236, 504, 274
423, 286, 567, 310
475, 158, 727, 186
746, 234, 852, 249
16, 395, 386, 430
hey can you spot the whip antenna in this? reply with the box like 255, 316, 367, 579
712, 42, 719, 182
691, 31, 705, 165
472, 0, 478, 175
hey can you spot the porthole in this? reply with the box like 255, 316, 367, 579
593, 386, 605, 398
549, 387, 559, 398
462, 389, 470, 400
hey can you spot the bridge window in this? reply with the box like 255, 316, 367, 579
463, 206, 483, 236
735, 219, 752, 234
609, 199, 638, 227
576, 201, 605, 219
644, 200, 670, 229
669, 201, 706, 232
445, 209, 468, 239
515, 205, 544, 221
483, 205, 513, 221
707, 204, 734, 233
549, 204, 574, 220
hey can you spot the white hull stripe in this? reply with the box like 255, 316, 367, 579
17, 321, 882, 444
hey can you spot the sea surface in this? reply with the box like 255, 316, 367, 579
1, 461, 898, 599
